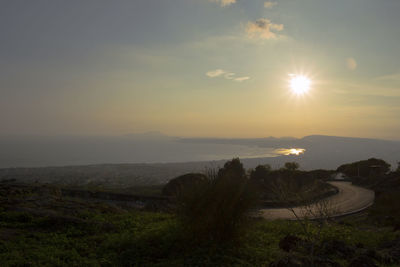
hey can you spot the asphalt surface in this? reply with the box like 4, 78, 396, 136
259, 181, 375, 220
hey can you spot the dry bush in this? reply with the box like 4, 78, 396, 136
177, 159, 258, 242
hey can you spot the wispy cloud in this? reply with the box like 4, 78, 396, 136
246, 18, 284, 39
206, 69, 226, 77
376, 72, 400, 81
346, 57, 357, 70
209, 0, 236, 7
224, 72, 235, 79
264, 1, 277, 8
206, 69, 250, 82
234, 77, 250, 82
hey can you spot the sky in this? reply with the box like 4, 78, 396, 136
1, 0, 400, 140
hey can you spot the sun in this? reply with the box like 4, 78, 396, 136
289, 74, 311, 95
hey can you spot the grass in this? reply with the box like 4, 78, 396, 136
0, 207, 397, 266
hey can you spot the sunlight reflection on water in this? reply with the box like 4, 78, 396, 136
274, 148, 306, 156
201, 146, 306, 161
201, 146, 279, 161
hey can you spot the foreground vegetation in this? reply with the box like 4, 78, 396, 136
1, 158, 400, 266
1, 206, 399, 266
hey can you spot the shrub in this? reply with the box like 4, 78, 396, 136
177, 158, 258, 242
284, 162, 300, 171
250, 164, 271, 181
162, 173, 207, 197
337, 158, 391, 178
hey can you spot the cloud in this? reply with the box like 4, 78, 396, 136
209, 0, 236, 7
206, 69, 250, 82
346, 57, 357, 70
206, 69, 226, 77
224, 72, 235, 79
246, 18, 284, 39
264, 1, 277, 8
234, 77, 250, 82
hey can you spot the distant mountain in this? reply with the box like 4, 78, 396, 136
177, 136, 298, 147
122, 131, 174, 140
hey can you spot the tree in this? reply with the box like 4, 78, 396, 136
250, 164, 271, 181
284, 162, 300, 171
217, 158, 246, 179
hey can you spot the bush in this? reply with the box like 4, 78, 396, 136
162, 173, 207, 197
369, 189, 400, 227
284, 162, 300, 171
337, 158, 390, 178
177, 158, 258, 242
250, 164, 271, 181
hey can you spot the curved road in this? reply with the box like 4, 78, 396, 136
259, 181, 375, 220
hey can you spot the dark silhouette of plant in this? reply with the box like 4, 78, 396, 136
217, 157, 246, 178
284, 162, 300, 171
250, 164, 271, 181
177, 158, 258, 242
337, 158, 390, 177
162, 173, 207, 197
248, 163, 334, 204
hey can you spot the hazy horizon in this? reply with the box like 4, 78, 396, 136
1, 132, 400, 142
1, 133, 399, 169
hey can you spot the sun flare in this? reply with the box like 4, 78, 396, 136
289, 74, 311, 95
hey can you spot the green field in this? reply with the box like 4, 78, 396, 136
0, 205, 398, 266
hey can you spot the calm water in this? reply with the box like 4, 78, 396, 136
0, 136, 305, 167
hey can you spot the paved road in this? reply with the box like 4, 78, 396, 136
259, 181, 375, 220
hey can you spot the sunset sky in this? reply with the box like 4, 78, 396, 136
1, 0, 400, 139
